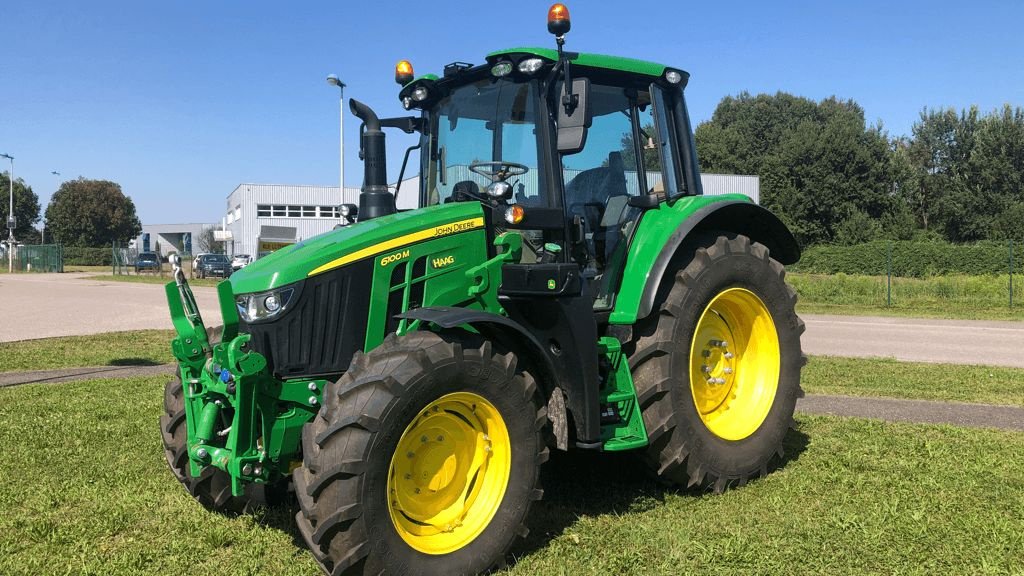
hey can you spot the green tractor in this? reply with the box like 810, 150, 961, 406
161, 4, 804, 574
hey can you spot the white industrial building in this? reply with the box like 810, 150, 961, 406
219, 183, 418, 259
136, 222, 216, 257
219, 174, 758, 259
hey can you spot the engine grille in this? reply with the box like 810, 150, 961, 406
240, 259, 373, 379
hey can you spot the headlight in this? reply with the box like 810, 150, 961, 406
236, 286, 296, 322
518, 58, 545, 75
491, 61, 513, 77
412, 86, 429, 101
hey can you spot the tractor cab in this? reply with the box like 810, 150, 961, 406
400, 45, 701, 311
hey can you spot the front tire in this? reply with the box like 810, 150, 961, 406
628, 233, 804, 492
294, 331, 547, 576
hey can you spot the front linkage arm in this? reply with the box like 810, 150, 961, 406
165, 257, 324, 496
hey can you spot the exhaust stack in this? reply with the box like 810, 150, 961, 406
349, 98, 396, 221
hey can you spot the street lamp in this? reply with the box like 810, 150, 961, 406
47, 171, 61, 244
1, 153, 14, 273
326, 74, 347, 205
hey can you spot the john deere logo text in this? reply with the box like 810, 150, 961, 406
432, 255, 455, 269
380, 249, 409, 267
433, 221, 477, 237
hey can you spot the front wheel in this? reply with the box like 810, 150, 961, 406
628, 232, 804, 492
294, 331, 547, 576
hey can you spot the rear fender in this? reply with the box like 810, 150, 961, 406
610, 198, 800, 324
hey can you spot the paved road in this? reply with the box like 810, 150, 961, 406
2, 274, 1023, 370
801, 314, 1024, 368
0, 273, 222, 342
797, 394, 1024, 431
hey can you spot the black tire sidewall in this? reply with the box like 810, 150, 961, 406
669, 239, 802, 478
360, 346, 540, 575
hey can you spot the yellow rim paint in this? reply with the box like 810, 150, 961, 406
307, 217, 484, 277
688, 288, 780, 441
386, 391, 511, 555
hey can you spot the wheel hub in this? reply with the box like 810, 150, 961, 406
387, 392, 510, 554
689, 288, 781, 441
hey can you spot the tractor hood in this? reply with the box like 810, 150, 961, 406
228, 202, 486, 295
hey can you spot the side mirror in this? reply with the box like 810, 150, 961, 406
557, 77, 592, 155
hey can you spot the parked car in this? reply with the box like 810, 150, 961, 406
134, 252, 161, 274
231, 253, 251, 271
193, 253, 232, 279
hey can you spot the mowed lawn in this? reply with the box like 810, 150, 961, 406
1, 376, 1023, 575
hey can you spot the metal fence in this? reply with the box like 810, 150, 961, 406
11, 244, 63, 273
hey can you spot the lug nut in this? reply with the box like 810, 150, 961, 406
724, 352, 735, 359
437, 436, 444, 442
308, 396, 318, 405
421, 435, 428, 443
724, 368, 733, 374
307, 382, 318, 392
196, 448, 209, 460
702, 350, 711, 358
701, 365, 711, 373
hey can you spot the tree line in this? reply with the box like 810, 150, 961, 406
0, 176, 141, 247
695, 93, 1024, 246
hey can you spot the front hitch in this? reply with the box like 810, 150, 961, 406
164, 259, 325, 496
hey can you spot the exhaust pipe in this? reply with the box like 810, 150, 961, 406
349, 98, 396, 221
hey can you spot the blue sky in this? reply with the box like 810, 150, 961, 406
2, 0, 1022, 225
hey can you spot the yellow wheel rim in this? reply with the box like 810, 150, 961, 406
386, 392, 511, 555
689, 287, 780, 441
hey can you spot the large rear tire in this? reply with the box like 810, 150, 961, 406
627, 232, 804, 492
294, 331, 547, 576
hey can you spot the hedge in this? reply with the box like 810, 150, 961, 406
63, 247, 114, 266
791, 240, 1021, 278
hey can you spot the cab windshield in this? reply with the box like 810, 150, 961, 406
421, 78, 548, 207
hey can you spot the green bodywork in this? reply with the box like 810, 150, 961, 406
166, 203, 526, 496
610, 193, 754, 324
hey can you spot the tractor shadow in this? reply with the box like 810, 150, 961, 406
108, 357, 163, 367
243, 428, 810, 567
508, 427, 810, 564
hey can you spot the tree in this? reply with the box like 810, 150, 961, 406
196, 225, 218, 254
695, 92, 899, 246
44, 178, 142, 246
0, 172, 41, 241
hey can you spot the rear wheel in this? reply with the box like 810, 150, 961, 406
294, 331, 547, 576
628, 233, 804, 491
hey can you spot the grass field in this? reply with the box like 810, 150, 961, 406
803, 356, 1024, 405
791, 272, 1024, 321
0, 330, 174, 372
0, 376, 1021, 575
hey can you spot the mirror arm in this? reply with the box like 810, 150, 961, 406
557, 38, 578, 116
393, 143, 421, 202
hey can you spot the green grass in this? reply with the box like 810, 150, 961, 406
0, 330, 174, 372
87, 274, 224, 287
805, 356, 1024, 405
0, 376, 1022, 575
791, 272, 1024, 321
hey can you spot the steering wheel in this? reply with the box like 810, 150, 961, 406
468, 160, 529, 182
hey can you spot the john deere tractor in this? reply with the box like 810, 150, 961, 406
161, 5, 804, 574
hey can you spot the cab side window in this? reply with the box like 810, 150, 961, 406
561, 84, 668, 308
